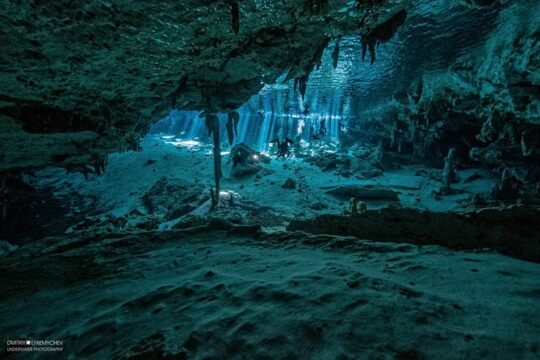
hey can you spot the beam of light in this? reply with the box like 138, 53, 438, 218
297, 119, 305, 136
165, 139, 201, 148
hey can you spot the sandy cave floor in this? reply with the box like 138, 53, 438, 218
1, 135, 539, 359
1, 229, 540, 359
35, 134, 498, 220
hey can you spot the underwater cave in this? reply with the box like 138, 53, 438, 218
1, 0, 540, 358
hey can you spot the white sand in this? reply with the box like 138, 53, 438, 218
4, 134, 536, 359
1, 230, 539, 359
36, 134, 497, 218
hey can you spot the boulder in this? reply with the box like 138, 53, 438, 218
348, 197, 367, 214
288, 205, 540, 263
142, 177, 209, 220
229, 143, 267, 178
324, 185, 399, 201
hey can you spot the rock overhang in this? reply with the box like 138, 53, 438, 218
0, 0, 407, 173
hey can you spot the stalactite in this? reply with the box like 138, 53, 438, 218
205, 113, 222, 208
361, 9, 407, 64
232, 111, 240, 137
299, 74, 309, 100
361, 40, 377, 65
313, 38, 330, 70
226, 114, 234, 146
285, 37, 331, 99
442, 148, 457, 194
293, 38, 329, 99
226, 111, 240, 145
332, 38, 341, 69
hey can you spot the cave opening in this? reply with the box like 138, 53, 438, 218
1, 0, 539, 358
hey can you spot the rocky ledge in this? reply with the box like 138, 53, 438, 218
288, 205, 540, 263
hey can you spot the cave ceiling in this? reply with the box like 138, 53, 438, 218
0, 0, 406, 172
249, 0, 502, 116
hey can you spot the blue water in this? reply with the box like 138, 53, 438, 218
151, 0, 503, 152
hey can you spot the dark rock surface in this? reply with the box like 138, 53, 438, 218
142, 177, 209, 220
356, 1, 540, 199
1, 221, 539, 359
288, 205, 540, 262
0, 0, 405, 173
229, 143, 266, 178
0, 173, 97, 244
324, 185, 400, 201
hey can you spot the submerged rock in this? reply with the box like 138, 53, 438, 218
441, 148, 458, 194
325, 185, 400, 201
229, 143, 268, 178
368, 143, 400, 171
142, 177, 209, 220
288, 205, 540, 262
0, 241, 17, 256
0, 0, 405, 173
348, 197, 367, 214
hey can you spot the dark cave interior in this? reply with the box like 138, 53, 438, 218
1, 0, 539, 359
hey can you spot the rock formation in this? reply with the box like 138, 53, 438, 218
357, 1, 540, 200
142, 177, 209, 221
0, 0, 406, 175
361, 9, 407, 64
229, 143, 266, 178
441, 148, 458, 194
288, 205, 540, 263
204, 114, 222, 207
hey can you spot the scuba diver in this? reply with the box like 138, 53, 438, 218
271, 137, 294, 158
319, 118, 327, 137
271, 128, 294, 158
232, 147, 246, 167
310, 119, 327, 142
